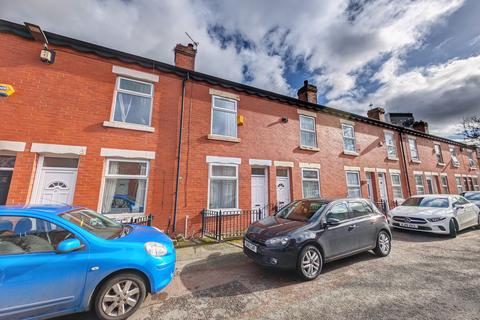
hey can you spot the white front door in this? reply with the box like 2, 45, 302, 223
276, 168, 291, 210
366, 172, 374, 201
251, 167, 268, 221
31, 157, 79, 205
378, 173, 389, 210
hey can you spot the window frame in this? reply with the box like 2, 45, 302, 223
384, 131, 397, 159
342, 124, 357, 153
414, 174, 425, 195
301, 168, 321, 199
207, 163, 239, 211
455, 177, 463, 193
299, 115, 318, 148
440, 176, 449, 193
473, 177, 479, 191
449, 146, 459, 167
434, 144, 444, 164
408, 138, 420, 161
110, 76, 154, 127
467, 150, 477, 168
101, 159, 150, 216
390, 173, 403, 200
210, 95, 238, 138
345, 170, 361, 198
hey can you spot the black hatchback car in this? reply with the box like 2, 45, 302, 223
244, 198, 392, 280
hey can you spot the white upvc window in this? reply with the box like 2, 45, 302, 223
449, 146, 459, 167
302, 169, 320, 198
211, 96, 237, 138
455, 177, 463, 193
408, 138, 419, 161
467, 150, 477, 168
101, 159, 149, 215
345, 171, 361, 198
112, 77, 154, 126
414, 175, 425, 195
473, 177, 479, 191
299, 115, 317, 148
441, 176, 449, 193
384, 132, 397, 159
342, 124, 356, 153
208, 164, 238, 210
434, 144, 444, 164
390, 173, 403, 200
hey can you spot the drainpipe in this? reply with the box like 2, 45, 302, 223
173, 72, 189, 233
399, 130, 412, 197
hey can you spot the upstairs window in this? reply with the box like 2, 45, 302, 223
450, 146, 459, 167
342, 124, 356, 153
302, 169, 320, 199
467, 150, 476, 168
408, 138, 419, 161
299, 115, 317, 148
414, 175, 425, 195
384, 132, 397, 159
434, 144, 444, 164
211, 96, 237, 138
113, 77, 153, 126
346, 171, 361, 198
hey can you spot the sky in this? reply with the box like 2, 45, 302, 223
2, 0, 480, 139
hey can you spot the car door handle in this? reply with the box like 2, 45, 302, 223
348, 224, 357, 231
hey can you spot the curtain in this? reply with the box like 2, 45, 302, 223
209, 179, 236, 209
135, 180, 147, 213
303, 181, 319, 198
102, 161, 119, 214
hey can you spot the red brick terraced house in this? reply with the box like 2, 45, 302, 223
0, 20, 478, 236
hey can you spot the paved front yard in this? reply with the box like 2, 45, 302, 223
66, 228, 480, 320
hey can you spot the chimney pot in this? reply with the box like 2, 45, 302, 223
297, 80, 318, 104
413, 120, 429, 133
367, 107, 386, 122
174, 43, 197, 71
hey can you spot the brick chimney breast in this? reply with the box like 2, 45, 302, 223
297, 80, 318, 104
367, 107, 386, 122
413, 120, 429, 133
174, 43, 197, 71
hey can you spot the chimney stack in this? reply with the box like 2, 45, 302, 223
413, 120, 429, 133
367, 107, 386, 122
174, 43, 197, 71
297, 80, 318, 104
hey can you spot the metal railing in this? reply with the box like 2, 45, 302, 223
375, 200, 399, 215
112, 214, 153, 227
201, 204, 275, 241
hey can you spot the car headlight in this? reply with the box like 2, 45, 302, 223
427, 217, 446, 222
145, 242, 168, 257
265, 236, 290, 247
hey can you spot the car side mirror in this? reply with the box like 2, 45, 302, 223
56, 238, 84, 253
325, 217, 341, 227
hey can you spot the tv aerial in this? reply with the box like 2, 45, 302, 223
185, 32, 199, 50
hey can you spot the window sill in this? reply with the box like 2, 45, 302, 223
387, 156, 399, 161
410, 159, 421, 164
452, 163, 460, 168
437, 162, 446, 167
205, 209, 241, 216
105, 212, 145, 221
207, 134, 241, 143
300, 146, 320, 152
343, 150, 359, 156
103, 121, 155, 132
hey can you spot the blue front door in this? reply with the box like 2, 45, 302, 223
0, 216, 89, 319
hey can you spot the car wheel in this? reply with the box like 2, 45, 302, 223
449, 219, 458, 238
297, 245, 322, 281
94, 273, 147, 320
373, 230, 391, 257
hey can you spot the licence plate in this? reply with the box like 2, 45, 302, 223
244, 239, 257, 253
399, 222, 418, 229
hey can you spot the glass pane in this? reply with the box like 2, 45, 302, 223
213, 97, 236, 111
102, 178, 147, 214
276, 169, 288, 177
388, 146, 397, 157
43, 157, 78, 168
391, 174, 401, 185
328, 203, 349, 221
114, 92, 152, 125
251, 168, 265, 176
393, 186, 403, 199
385, 133, 393, 145
0, 156, 15, 168
344, 137, 355, 152
302, 170, 318, 179
303, 181, 320, 198
209, 179, 237, 209
347, 187, 361, 198
343, 125, 354, 138
300, 116, 315, 131
108, 161, 147, 176
212, 109, 236, 137
119, 78, 152, 95
212, 165, 236, 177
346, 172, 359, 186
349, 201, 370, 215
301, 131, 316, 147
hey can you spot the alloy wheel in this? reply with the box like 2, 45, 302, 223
101, 280, 141, 317
378, 232, 390, 255
301, 249, 321, 278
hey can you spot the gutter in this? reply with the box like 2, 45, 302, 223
172, 72, 189, 233
399, 130, 412, 197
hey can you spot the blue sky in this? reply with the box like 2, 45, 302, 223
2, 0, 479, 139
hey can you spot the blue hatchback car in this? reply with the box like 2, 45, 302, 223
0, 205, 176, 320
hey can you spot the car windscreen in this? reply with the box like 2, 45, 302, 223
401, 197, 449, 208
59, 209, 125, 239
276, 200, 328, 222
463, 193, 480, 201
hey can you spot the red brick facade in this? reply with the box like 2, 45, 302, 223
0, 24, 478, 236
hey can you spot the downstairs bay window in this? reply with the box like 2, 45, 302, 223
101, 160, 148, 215
208, 164, 238, 210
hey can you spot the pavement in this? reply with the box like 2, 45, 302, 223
62, 227, 480, 320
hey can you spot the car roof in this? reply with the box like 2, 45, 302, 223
410, 194, 452, 198
0, 205, 83, 216
299, 198, 370, 203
